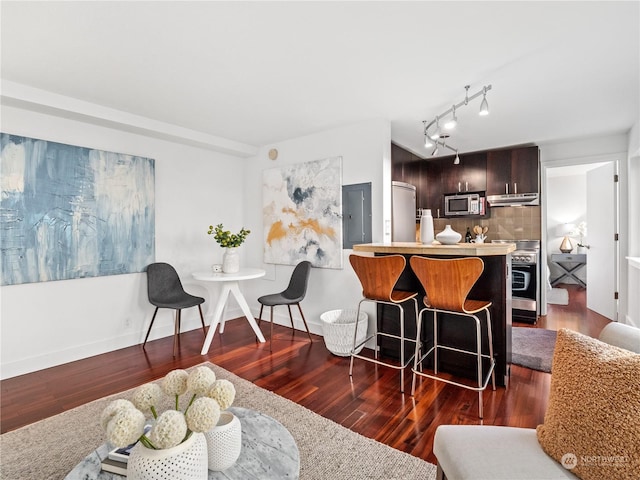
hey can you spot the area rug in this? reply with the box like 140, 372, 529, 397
0, 362, 437, 480
512, 327, 557, 373
547, 287, 569, 305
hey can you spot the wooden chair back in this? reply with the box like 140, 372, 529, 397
349, 254, 406, 302
409, 256, 484, 312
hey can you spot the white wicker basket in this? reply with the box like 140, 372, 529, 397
320, 309, 368, 357
127, 432, 208, 480
205, 411, 242, 471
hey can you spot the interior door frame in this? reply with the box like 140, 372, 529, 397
540, 153, 621, 317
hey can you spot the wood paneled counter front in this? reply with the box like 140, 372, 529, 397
352, 242, 515, 387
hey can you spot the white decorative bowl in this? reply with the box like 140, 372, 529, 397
436, 225, 462, 245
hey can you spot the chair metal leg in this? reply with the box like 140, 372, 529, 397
257, 305, 264, 327
486, 308, 496, 390
350, 300, 365, 378
143, 307, 160, 348
197, 304, 206, 338
287, 305, 295, 330
433, 311, 439, 375
269, 306, 274, 352
474, 314, 483, 418
296, 303, 313, 342
411, 308, 425, 396
399, 306, 405, 393
173, 309, 181, 358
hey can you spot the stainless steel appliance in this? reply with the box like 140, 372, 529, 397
444, 192, 485, 216
493, 240, 540, 323
486, 192, 539, 207
391, 181, 417, 242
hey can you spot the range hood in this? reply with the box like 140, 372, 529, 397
487, 192, 539, 207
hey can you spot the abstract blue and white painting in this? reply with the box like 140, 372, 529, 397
263, 157, 343, 269
0, 133, 155, 285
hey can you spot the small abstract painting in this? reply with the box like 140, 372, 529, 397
0, 133, 155, 285
263, 157, 343, 268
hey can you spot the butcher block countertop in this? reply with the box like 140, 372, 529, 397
353, 242, 516, 256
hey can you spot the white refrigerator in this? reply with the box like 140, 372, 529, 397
391, 181, 417, 242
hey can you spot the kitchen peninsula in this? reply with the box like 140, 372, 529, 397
353, 242, 515, 386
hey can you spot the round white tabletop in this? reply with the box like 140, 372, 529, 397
193, 268, 266, 282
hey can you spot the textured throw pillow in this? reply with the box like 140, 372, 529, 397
536, 328, 640, 480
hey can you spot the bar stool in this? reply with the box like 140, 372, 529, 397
349, 254, 419, 393
409, 256, 496, 418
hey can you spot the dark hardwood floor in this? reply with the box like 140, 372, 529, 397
1, 284, 610, 464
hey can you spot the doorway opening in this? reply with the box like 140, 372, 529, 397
543, 161, 619, 321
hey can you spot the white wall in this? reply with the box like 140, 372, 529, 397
0, 105, 246, 379
239, 119, 392, 338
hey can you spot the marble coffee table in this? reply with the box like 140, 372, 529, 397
65, 407, 299, 479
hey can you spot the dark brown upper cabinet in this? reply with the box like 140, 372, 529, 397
440, 153, 487, 194
486, 146, 539, 195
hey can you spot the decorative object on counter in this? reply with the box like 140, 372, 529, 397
465, 228, 472, 243
472, 225, 488, 243
555, 223, 575, 253
435, 225, 462, 245
100, 366, 237, 479
575, 221, 589, 253
211, 264, 222, 273
208, 224, 251, 273
422, 84, 492, 159
419, 209, 435, 244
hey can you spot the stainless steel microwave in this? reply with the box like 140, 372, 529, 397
444, 193, 484, 216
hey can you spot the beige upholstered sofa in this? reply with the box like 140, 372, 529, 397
433, 322, 640, 480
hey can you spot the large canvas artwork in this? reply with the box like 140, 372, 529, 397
0, 133, 155, 285
263, 157, 343, 269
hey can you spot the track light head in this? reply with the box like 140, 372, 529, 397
453, 151, 460, 165
429, 116, 441, 140
479, 88, 489, 116
431, 145, 439, 156
444, 106, 457, 130
424, 135, 433, 148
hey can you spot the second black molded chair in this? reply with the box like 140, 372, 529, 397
257, 261, 313, 351
409, 256, 496, 418
143, 262, 207, 357
348, 254, 419, 393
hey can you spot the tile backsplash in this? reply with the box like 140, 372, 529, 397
417, 206, 541, 242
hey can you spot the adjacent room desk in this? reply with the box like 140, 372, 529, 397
550, 253, 587, 288
193, 268, 266, 354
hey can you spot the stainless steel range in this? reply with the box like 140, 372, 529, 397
493, 240, 540, 324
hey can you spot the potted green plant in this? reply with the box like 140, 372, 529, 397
207, 224, 251, 273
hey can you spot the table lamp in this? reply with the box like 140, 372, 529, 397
555, 223, 575, 253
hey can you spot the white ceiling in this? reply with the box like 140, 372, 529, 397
1, 1, 639, 158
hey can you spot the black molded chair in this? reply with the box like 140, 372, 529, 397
143, 262, 207, 357
257, 261, 313, 351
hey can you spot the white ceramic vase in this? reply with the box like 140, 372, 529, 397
436, 225, 462, 245
205, 411, 242, 471
222, 247, 240, 273
420, 209, 434, 244
127, 432, 208, 480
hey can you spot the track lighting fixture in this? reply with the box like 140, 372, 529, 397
454, 151, 460, 165
422, 84, 492, 157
